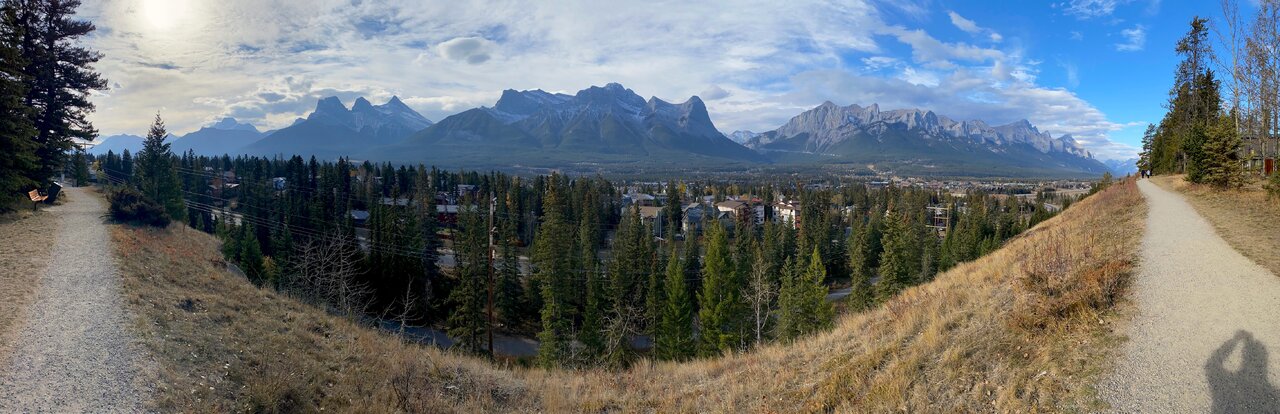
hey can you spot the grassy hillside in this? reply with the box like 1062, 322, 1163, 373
110, 179, 1144, 412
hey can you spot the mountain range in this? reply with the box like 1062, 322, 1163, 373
739, 102, 1108, 176
90, 83, 1117, 177
240, 96, 433, 159
367, 83, 762, 166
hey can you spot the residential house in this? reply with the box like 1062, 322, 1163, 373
774, 201, 800, 229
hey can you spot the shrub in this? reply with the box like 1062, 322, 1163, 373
108, 186, 171, 227
1266, 170, 1280, 201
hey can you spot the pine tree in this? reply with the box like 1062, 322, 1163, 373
135, 113, 183, 219
578, 212, 605, 363
447, 194, 489, 355
496, 213, 525, 331
697, 220, 744, 356
239, 224, 264, 284
657, 246, 695, 361
645, 242, 665, 336
71, 147, 88, 186
845, 217, 874, 310
663, 180, 683, 237
535, 176, 574, 368
13, 0, 106, 185
1200, 112, 1244, 188
777, 248, 834, 341
876, 211, 918, 301
120, 149, 133, 183
0, 4, 38, 206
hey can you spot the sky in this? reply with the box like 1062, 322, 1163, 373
78, 0, 1231, 161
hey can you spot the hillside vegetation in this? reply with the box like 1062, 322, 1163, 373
110, 179, 1144, 412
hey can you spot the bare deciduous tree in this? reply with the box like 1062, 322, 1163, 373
743, 250, 776, 345
287, 232, 372, 318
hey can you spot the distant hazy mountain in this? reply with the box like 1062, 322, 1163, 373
726, 130, 760, 145
240, 96, 432, 159
170, 118, 265, 156
1103, 158, 1139, 175
371, 83, 762, 166
87, 134, 145, 156
746, 102, 1108, 177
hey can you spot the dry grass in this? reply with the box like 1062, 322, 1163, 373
111, 179, 1146, 412
0, 209, 57, 359
1151, 174, 1280, 277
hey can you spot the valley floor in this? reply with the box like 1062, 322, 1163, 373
108, 178, 1145, 412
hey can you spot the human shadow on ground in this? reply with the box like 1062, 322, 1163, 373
1205, 330, 1280, 413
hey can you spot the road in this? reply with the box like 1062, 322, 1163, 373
0, 187, 153, 412
1101, 179, 1280, 413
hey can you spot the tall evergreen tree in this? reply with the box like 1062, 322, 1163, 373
845, 217, 874, 310
535, 175, 574, 368
662, 180, 683, 237
447, 198, 489, 355
1200, 112, 1244, 188
0, 4, 38, 206
776, 249, 834, 342
71, 146, 88, 186
496, 207, 526, 331
697, 220, 745, 355
657, 246, 695, 361
13, 0, 106, 185
239, 224, 264, 284
578, 212, 605, 363
135, 113, 183, 219
876, 211, 918, 301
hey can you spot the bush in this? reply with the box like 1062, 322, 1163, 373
1266, 170, 1280, 201
108, 186, 171, 227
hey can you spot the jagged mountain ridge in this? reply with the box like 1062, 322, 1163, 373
385, 82, 762, 162
240, 96, 433, 158
747, 102, 1093, 158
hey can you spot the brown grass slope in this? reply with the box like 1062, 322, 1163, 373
0, 210, 57, 359
1151, 174, 1280, 277
110, 179, 1144, 413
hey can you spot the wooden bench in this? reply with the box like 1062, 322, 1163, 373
28, 189, 47, 210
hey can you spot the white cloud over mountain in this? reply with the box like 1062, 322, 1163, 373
78, 0, 1138, 160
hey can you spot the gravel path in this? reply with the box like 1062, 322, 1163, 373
0, 187, 153, 412
1102, 179, 1280, 413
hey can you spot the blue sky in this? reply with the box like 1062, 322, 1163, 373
80, 0, 1230, 161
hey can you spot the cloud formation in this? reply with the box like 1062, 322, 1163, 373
77, 0, 1137, 160
436, 37, 497, 64
1116, 25, 1146, 51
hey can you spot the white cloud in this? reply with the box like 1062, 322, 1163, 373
436, 37, 497, 64
700, 85, 731, 100
1069, 31, 1084, 41
861, 56, 899, 71
900, 67, 940, 87
947, 11, 1002, 43
1062, 0, 1129, 19
1116, 25, 1146, 51
948, 11, 981, 33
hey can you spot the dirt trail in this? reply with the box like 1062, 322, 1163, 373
0, 187, 153, 412
1102, 179, 1280, 413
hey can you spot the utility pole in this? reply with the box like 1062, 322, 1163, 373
486, 192, 497, 358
